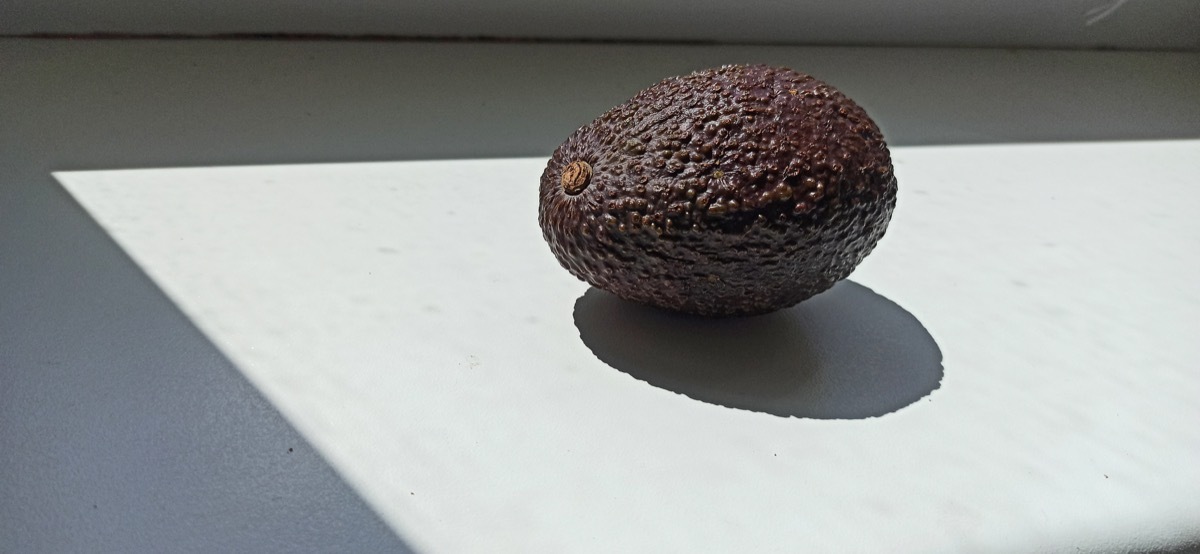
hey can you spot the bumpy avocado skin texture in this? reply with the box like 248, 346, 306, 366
539, 64, 897, 317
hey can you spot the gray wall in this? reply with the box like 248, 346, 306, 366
3, 0, 1199, 50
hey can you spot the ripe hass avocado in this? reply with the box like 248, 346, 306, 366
539, 64, 897, 316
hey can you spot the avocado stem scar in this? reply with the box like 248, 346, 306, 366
561, 160, 593, 195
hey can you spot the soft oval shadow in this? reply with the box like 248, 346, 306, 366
574, 281, 943, 419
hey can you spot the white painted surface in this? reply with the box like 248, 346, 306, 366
58, 140, 1200, 552
4, 0, 1199, 50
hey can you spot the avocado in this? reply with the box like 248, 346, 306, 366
539, 64, 897, 317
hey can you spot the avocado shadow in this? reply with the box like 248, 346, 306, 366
573, 281, 943, 419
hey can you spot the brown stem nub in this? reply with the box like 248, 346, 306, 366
561, 160, 593, 195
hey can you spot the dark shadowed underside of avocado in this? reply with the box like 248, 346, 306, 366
539, 64, 897, 317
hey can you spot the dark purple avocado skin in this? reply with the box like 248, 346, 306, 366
539, 64, 897, 317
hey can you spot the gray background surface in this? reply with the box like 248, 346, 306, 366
2, 38, 1199, 552
3, 0, 1200, 50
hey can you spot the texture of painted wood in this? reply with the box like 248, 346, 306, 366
57, 140, 1200, 552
